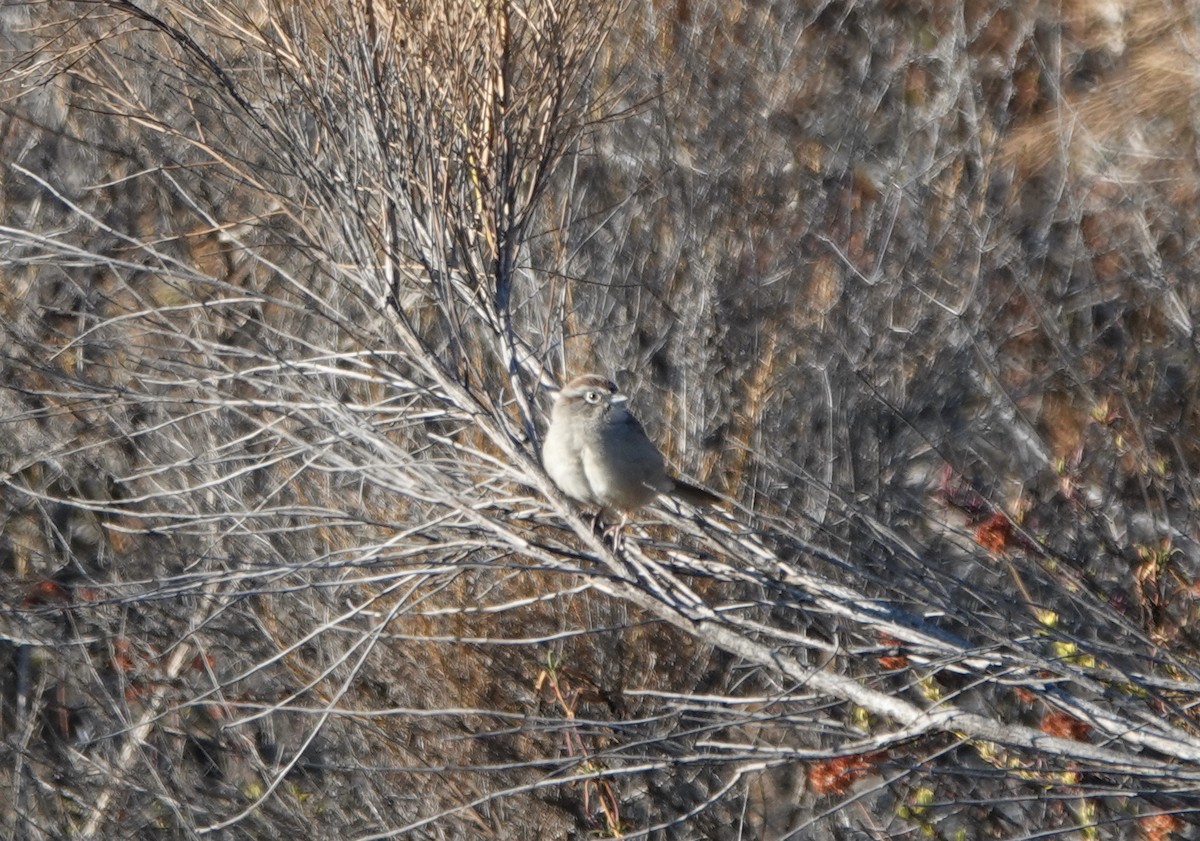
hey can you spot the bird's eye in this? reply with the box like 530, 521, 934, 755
584, 390, 601, 404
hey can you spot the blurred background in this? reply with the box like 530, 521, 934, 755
3, 1, 1200, 838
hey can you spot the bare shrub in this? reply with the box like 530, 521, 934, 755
3, 1, 1200, 839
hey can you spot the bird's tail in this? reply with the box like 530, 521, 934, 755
669, 478, 720, 507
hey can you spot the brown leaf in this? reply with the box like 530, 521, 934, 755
975, 513, 1013, 553
1139, 812, 1181, 841
1040, 711, 1091, 741
808, 753, 884, 795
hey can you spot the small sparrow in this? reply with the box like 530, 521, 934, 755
541, 374, 717, 525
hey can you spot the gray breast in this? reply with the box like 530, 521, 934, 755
542, 409, 599, 505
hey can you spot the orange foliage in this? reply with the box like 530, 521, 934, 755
975, 513, 1013, 553
1140, 812, 1182, 841
877, 635, 908, 670
1012, 686, 1037, 706
808, 752, 884, 795
21, 579, 69, 608
112, 638, 137, 673
1039, 711, 1091, 741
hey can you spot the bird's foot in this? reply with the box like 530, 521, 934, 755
601, 513, 629, 550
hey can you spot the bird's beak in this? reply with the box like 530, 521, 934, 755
611, 393, 628, 405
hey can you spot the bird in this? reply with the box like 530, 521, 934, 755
541, 374, 717, 533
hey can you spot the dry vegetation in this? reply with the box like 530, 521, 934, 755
3, 0, 1200, 838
